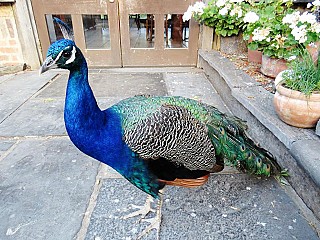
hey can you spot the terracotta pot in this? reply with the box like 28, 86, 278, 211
273, 72, 320, 128
248, 36, 262, 63
248, 49, 263, 63
306, 42, 320, 64
261, 55, 288, 78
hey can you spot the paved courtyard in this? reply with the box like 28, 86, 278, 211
0, 68, 319, 239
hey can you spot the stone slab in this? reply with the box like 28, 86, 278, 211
291, 139, 320, 187
0, 98, 122, 137
0, 140, 16, 157
36, 72, 167, 99
0, 99, 66, 137
232, 86, 318, 149
199, 50, 260, 88
0, 71, 57, 123
85, 175, 319, 240
165, 72, 229, 113
0, 138, 100, 240
0, 140, 16, 152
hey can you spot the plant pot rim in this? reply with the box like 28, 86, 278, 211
275, 70, 320, 101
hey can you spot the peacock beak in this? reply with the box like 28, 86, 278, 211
39, 56, 57, 75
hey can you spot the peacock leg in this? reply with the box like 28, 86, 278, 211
122, 194, 155, 220
136, 193, 163, 240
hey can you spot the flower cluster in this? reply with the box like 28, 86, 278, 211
183, 1, 206, 22
283, 11, 320, 44
183, 0, 252, 37
307, 0, 320, 11
185, 0, 320, 59
244, 0, 320, 60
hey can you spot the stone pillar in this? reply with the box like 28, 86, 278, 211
13, 0, 42, 69
0, 3, 24, 67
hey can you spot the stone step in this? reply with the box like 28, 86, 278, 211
198, 49, 320, 222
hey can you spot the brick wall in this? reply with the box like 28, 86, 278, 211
0, 3, 24, 67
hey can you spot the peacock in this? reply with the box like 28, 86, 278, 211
40, 19, 287, 239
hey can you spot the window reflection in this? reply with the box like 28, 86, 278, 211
164, 14, 189, 48
129, 14, 155, 48
82, 15, 110, 49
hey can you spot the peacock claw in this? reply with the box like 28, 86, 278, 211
121, 191, 164, 240
121, 195, 155, 221
136, 213, 161, 240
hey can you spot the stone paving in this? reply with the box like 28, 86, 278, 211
0, 69, 319, 240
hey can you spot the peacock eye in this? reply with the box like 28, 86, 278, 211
63, 51, 71, 58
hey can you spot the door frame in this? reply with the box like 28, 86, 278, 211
31, 0, 199, 67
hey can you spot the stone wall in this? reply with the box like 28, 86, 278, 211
0, 3, 24, 67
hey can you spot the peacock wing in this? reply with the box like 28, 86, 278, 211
122, 103, 217, 172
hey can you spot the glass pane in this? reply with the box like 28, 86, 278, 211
45, 14, 73, 44
82, 15, 110, 49
129, 14, 155, 48
164, 14, 189, 48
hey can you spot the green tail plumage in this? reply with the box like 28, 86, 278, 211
207, 117, 283, 178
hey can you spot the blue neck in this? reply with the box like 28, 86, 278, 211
63, 57, 127, 171
65, 59, 101, 121
64, 58, 104, 147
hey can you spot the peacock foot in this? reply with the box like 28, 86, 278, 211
122, 195, 155, 221
136, 207, 161, 240
121, 191, 163, 240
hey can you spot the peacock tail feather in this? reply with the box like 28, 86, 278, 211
207, 124, 281, 177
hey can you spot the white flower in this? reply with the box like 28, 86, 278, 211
307, 0, 320, 8
230, 5, 242, 17
230, 9, 236, 16
230, 0, 244, 2
183, 5, 193, 22
313, 0, 320, 7
299, 12, 317, 24
287, 55, 297, 61
308, 42, 317, 48
243, 11, 259, 23
238, 9, 243, 17
291, 25, 307, 43
283, 11, 300, 28
216, 0, 226, 7
252, 28, 270, 41
235, 6, 243, 17
219, 7, 229, 16
183, 2, 206, 22
311, 22, 320, 33
193, 1, 206, 15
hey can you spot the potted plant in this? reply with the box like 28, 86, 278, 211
183, 0, 252, 54
273, 50, 320, 128
243, 0, 320, 77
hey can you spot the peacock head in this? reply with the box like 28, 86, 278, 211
40, 39, 84, 74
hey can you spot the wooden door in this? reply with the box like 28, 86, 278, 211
31, 0, 122, 67
31, 0, 199, 67
119, 0, 199, 66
